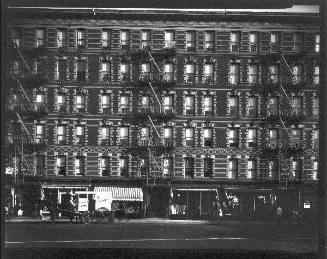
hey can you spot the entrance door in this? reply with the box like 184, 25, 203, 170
149, 188, 169, 217
188, 192, 200, 219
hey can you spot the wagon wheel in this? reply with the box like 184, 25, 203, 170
95, 207, 110, 223
81, 212, 93, 224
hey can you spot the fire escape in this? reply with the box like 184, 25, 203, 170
122, 41, 176, 186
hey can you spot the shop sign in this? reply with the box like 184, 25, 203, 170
303, 202, 311, 209
95, 192, 112, 210
78, 195, 88, 212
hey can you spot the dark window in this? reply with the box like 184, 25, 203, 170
185, 157, 194, 178
204, 158, 213, 178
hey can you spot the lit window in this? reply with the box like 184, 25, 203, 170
269, 65, 279, 83
204, 158, 213, 178
57, 29, 65, 48
313, 66, 319, 85
248, 128, 257, 147
12, 27, 21, 48
204, 31, 214, 51
249, 32, 258, 52
56, 156, 66, 176
247, 96, 258, 117
229, 64, 239, 84
186, 63, 195, 83
140, 63, 151, 81
101, 157, 110, 177
269, 128, 278, 148
204, 63, 214, 83
247, 159, 256, 179
76, 95, 85, 111
292, 159, 302, 180
120, 94, 129, 113
292, 66, 301, 84
140, 127, 150, 145
120, 126, 129, 145
119, 156, 129, 177
141, 95, 150, 110
292, 96, 303, 115
36, 29, 45, 47
186, 31, 196, 51
229, 95, 239, 116
313, 96, 319, 116
57, 125, 65, 145
268, 159, 279, 179
270, 32, 279, 52
163, 95, 173, 113
203, 127, 213, 147
313, 129, 319, 149
101, 61, 110, 81
36, 93, 44, 104
184, 157, 194, 178
230, 32, 240, 52
13, 61, 20, 75
267, 96, 279, 115
101, 126, 110, 145
164, 31, 175, 48
141, 30, 151, 49
229, 128, 239, 147
163, 157, 173, 176
75, 125, 85, 144
120, 63, 130, 82
312, 161, 318, 180
75, 157, 85, 176
248, 65, 258, 84
76, 29, 86, 49
101, 94, 110, 113
102, 30, 111, 49
35, 125, 44, 143
228, 158, 238, 179
185, 95, 195, 116
204, 95, 213, 115
315, 34, 320, 52
164, 63, 174, 82
185, 127, 194, 147
292, 128, 302, 144
164, 126, 173, 146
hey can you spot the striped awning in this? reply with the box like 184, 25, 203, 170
94, 187, 143, 201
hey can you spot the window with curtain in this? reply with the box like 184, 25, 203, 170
139, 157, 149, 177
140, 63, 151, 81
141, 95, 150, 111
57, 94, 65, 111
165, 31, 175, 48
120, 63, 130, 82
101, 61, 110, 81
120, 126, 129, 145
247, 159, 256, 179
269, 159, 279, 179
164, 63, 174, 82
141, 30, 151, 49
292, 66, 302, 84
229, 64, 239, 84
101, 156, 110, 176
163, 157, 173, 176
186, 31, 196, 51
229, 95, 239, 116
267, 96, 279, 115
248, 128, 257, 147
204, 63, 214, 83
204, 95, 213, 115
164, 126, 173, 146
75, 156, 85, 176
313, 129, 319, 149
228, 158, 238, 179
36, 29, 45, 47
36, 92, 45, 105
229, 128, 239, 147
249, 32, 258, 52
119, 156, 129, 177
76, 94, 85, 112
248, 65, 258, 84
270, 32, 279, 52
313, 66, 319, 85
101, 94, 110, 114
312, 161, 318, 180
186, 63, 195, 83
269, 128, 278, 148
57, 156, 66, 175
35, 125, 44, 144
315, 34, 320, 53
121, 30, 130, 49
204, 31, 214, 51
163, 95, 173, 113
230, 32, 240, 52
140, 127, 150, 145
57, 125, 66, 145
75, 125, 85, 144
76, 29, 85, 49
203, 127, 213, 147
102, 30, 111, 49
184, 157, 194, 178
247, 96, 258, 117
101, 126, 110, 145
185, 95, 195, 116
120, 95, 129, 113
292, 159, 302, 180
185, 127, 194, 147
269, 65, 279, 83
57, 29, 66, 48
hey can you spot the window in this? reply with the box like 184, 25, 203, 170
13, 61, 20, 75
119, 156, 129, 177
76, 29, 86, 49
267, 96, 279, 115
292, 66, 301, 84
203, 127, 213, 147
76, 60, 86, 81
294, 33, 302, 51
248, 128, 257, 147
270, 32, 279, 52
247, 159, 256, 179
57, 29, 66, 48
101, 61, 110, 81
120, 63, 130, 82
312, 161, 318, 180
75, 125, 85, 145
35, 125, 44, 144
186, 63, 195, 83
56, 59, 66, 81
120, 94, 129, 113
164, 126, 173, 146
228, 158, 238, 179
101, 94, 110, 114
36, 93, 45, 105
140, 63, 151, 81
163, 95, 173, 113
102, 30, 111, 49
56, 156, 66, 176
36, 155, 45, 176
229, 95, 239, 117
229, 64, 239, 84
76, 94, 85, 112
313, 129, 319, 149
249, 32, 258, 52
204, 31, 214, 51
164, 63, 174, 82
141, 30, 151, 49
269, 65, 279, 83
101, 126, 110, 145
75, 157, 85, 176
12, 27, 21, 48
101, 157, 110, 177
247, 96, 258, 117
203, 95, 213, 116
204, 63, 214, 83
141, 95, 150, 111
313, 66, 319, 85
140, 127, 150, 145
186, 31, 196, 51
248, 65, 258, 84
185, 127, 194, 147
229, 128, 239, 147
185, 95, 195, 116
139, 157, 149, 178
163, 157, 173, 176
269, 128, 278, 148
315, 34, 320, 52
292, 96, 303, 115
120, 126, 129, 145
120, 30, 130, 49
184, 157, 194, 178
36, 29, 45, 47
164, 31, 175, 48
292, 159, 302, 180
268, 159, 279, 180
203, 158, 213, 178
230, 32, 240, 52
292, 128, 302, 145
33, 60, 41, 74
57, 125, 66, 145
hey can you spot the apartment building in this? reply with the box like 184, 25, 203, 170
5, 6, 319, 219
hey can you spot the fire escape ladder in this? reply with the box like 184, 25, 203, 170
148, 81, 163, 112
147, 114, 161, 140
14, 44, 31, 72
16, 79, 31, 103
147, 50, 164, 76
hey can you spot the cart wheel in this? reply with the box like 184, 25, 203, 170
81, 212, 93, 224
95, 207, 110, 224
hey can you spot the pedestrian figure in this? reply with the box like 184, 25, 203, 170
17, 203, 23, 217
276, 206, 283, 224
